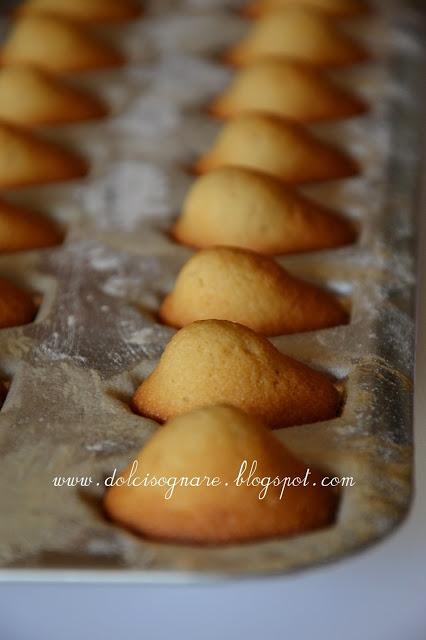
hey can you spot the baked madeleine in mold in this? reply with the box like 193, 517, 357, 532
174, 168, 356, 254
0, 122, 88, 188
244, 0, 369, 19
17, 0, 142, 23
194, 114, 359, 183
226, 8, 368, 68
0, 66, 108, 126
0, 15, 124, 73
160, 247, 348, 335
104, 404, 338, 544
210, 60, 367, 123
0, 277, 37, 329
133, 319, 341, 428
0, 200, 62, 253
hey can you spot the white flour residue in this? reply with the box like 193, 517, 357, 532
390, 23, 426, 56
85, 440, 117, 453
79, 162, 183, 231
88, 245, 123, 272
146, 13, 246, 56
36, 340, 88, 365
113, 96, 182, 136
127, 327, 160, 346
146, 55, 230, 105
102, 276, 137, 298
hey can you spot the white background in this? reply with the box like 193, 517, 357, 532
0, 186, 425, 640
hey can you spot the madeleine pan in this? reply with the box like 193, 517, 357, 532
0, 0, 424, 580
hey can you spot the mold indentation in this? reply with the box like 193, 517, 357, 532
106, 388, 139, 415
0, 378, 10, 410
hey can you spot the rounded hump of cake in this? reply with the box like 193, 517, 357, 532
172, 167, 356, 255
0, 277, 37, 329
0, 200, 62, 253
174, 168, 356, 255
194, 114, 359, 183
226, 7, 368, 67
0, 122, 88, 188
160, 247, 348, 335
17, 0, 142, 23
210, 60, 367, 123
243, 0, 369, 19
133, 319, 341, 428
0, 15, 125, 73
104, 404, 338, 544
0, 66, 108, 127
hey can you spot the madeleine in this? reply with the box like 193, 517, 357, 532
174, 168, 356, 254
195, 114, 358, 183
0, 66, 108, 127
17, 0, 142, 23
0, 15, 124, 73
210, 60, 367, 122
133, 319, 341, 428
244, 0, 369, 19
105, 405, 338, 544
0, 277, 37, 329
160, 247, 348, 335
0, 200, 62, 253
0, 122, 87, 188
226, 8, 368, 67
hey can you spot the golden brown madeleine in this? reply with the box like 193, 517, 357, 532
226, 8, 368, 67
210, 60, 367, 123
104, 405, 338, 544
0, 67, 108, 127
17, 0, 142, 24
0, 15, 124, 73
244, 0, 369, 19
160, 247, 348, 335
0, 200, 62, 252
0, 277, 37, 329
194, 114, 358, 183
133, 319, 340, 428
0, 122, 88, 188
174, 168, 356, 255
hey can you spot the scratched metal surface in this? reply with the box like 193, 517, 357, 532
0, 0, 424, 580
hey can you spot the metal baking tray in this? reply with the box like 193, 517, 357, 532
0, 0, 424, 580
